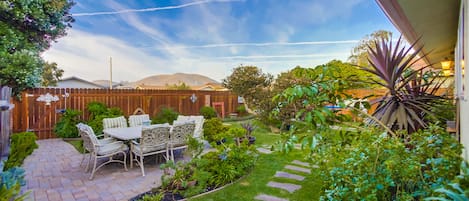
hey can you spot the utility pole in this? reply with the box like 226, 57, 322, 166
109, 56, 113, 89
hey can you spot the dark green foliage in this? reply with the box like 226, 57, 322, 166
53, 109, 82, 138
426, 99, 456, 126
364, 37, 445, 134
0, 167, 27, 201
152, 107, 179, 124
0, 0, 75, 97
3, 132, 38, 170
317, 124, 462, 200
160, 141, 257, 198
222, 65, 273, 114
199, 106, 217, 119
203, 118, 228, 143
86, 102, 123, 134
425, 162, 469, 200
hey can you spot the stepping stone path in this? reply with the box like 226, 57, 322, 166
284, 165, 311, 174
255, 160, 314, 201
255, 194, 289, 201
291, 160, 310, 167
267, 181, 301, 193
257, 147, 273, 154
274, 171, 305, 181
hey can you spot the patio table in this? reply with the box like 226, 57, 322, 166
103, 126, 143, 140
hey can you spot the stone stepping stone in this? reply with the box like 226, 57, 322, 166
291, 160, 310, 168
285, 165, 311, 174
255, 194, 289, 201
267, 181, 301, 193
274, 171, 305, 181
257, 147, 273, 154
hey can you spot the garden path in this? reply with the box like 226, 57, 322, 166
255, 159, 312, 201
21, 139, 166, 201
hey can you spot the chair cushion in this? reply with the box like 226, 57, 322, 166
97, 142, 128, 156
132, 143, 166, 154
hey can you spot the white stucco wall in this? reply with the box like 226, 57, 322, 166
54, 79, 102, 88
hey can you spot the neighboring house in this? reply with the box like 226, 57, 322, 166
376, 0, 469, 158
52, 76, 105, 88
192, 83, 228, 91
134, 83, 228, 91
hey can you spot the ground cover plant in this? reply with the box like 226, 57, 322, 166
134, 134, 258, 201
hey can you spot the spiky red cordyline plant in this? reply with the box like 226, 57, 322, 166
362, 37, 445, 134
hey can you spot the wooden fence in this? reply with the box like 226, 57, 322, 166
11, 88, 240, 139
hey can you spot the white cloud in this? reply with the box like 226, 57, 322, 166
42, 29, 350, 83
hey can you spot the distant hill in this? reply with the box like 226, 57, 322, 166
134, 73, 219, 86
92, 80, 125, 88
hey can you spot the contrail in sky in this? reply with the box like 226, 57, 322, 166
153, 40, 360, 49
73, 0, 243, 16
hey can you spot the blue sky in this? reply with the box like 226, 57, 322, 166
42, 0, 398, 82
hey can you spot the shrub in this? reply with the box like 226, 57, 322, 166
0, 167, 27, 201
203, 118, 228, 143
199, 106, 217, 119
236, 105, 247, 116
152, 107, 179, 124
317, 124, 462, 200
160, 141, 257, 198
86, 102, 124, 134
3, 132, 38, 170
53, 109, 82, 138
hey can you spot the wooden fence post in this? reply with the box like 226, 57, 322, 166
0, 86, 13, 166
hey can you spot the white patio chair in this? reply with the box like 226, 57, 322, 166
80, 127, 128, 180
128, 114, 150, 127
130, 124, 171, 176
76, 123, 116, 168
103, 116, 128, 137
176, 115, 205, 139
169, 122, 196, 161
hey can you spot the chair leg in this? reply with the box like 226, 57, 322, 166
171, 148, 175, 161
130, 151, 133, 169
140, 155, 145, 176
89, 156, 98, 180
165, 149, 169, 162
123, 152, 128, 171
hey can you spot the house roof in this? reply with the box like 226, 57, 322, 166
59, 76, 106, 88
376, 0, 460, 68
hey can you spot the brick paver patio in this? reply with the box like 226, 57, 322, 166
21, 139, 168, 201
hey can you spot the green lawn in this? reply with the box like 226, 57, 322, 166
65, 139, 85, 153
190, 121, 323, 201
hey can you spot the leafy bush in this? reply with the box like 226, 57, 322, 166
3, 132, 38, 170
199, 106, 217, 119
152, 107, 179, 124
317, 124, 462, 200
203, 118, 228, 143
0, 167, 27, 201
160, 141, 257, 198
236, 105, 247, 116
53, 109, 82, 138
425, 162, 469, 200
86, 102, 124, 134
